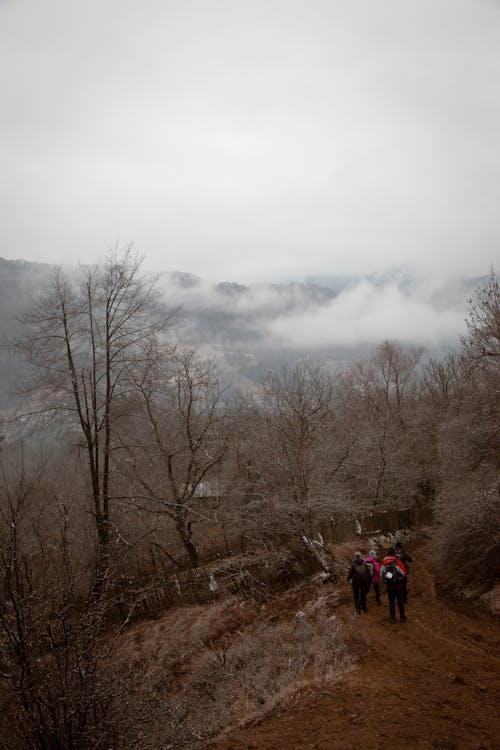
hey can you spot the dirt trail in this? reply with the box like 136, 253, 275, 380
209, 556, 500, 750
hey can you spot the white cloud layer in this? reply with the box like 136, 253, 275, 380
267, 281, 465, 348
1, 0, 499, 282
155, 270, 470, 354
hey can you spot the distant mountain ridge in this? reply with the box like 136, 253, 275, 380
0, 256, 482, 408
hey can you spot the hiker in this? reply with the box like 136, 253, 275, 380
395, 541, 413, 604
347, 551, 372, 613
380, 547, 407, 623
365, 549, 381, 605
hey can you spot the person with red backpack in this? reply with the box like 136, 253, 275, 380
380, 547, 407, 623
347, 552, 372, 614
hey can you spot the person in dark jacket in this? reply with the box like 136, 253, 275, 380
380, 547, 407, 623
395, 541, 413, 604
347, 552, 371, 613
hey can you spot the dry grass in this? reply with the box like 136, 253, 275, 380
111, 584, 354, 749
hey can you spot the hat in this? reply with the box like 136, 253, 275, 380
354, 551, 363, 559
369, 549, 377, 558
387, 547, 395, 555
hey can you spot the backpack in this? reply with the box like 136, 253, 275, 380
353, 561, 370, 585
397, 551, 412, 574
382, 561, 403, 587
365, 561, 374, 577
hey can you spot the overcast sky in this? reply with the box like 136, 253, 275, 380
1, 0, 499, 285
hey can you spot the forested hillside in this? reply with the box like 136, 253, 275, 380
0, 250, 498, 749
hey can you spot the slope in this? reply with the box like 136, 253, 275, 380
208, 550, 500, 750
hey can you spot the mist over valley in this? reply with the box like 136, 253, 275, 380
0, 256, 480, 409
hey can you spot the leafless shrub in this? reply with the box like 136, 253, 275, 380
114, 592, 353, 749
0, 459, 150, 750
432, 465, 500, 589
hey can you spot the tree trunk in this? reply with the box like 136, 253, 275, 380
175, 511, 199, 568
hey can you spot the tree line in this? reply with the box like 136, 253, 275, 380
0, 248, 498, 748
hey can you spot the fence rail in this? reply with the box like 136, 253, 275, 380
316, 502, 433, 545
118, 502, 433, 620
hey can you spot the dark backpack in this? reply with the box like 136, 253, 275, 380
353, 561, 370, 585
382, 561, 403, 587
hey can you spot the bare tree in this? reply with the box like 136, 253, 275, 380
9, 246, 176, 587
344, 341, 426, 507
350, 340, 423, 428
435, 271, 500, 482
122, 348, 230, 567
420, 353, 467, 413
255, 361, 354, 531
462, 268, 500, 362
424, 273, 499, 595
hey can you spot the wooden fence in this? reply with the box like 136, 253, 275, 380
115, 557, 307, 622
116, 502, 433, 621
315, 502, 434, 545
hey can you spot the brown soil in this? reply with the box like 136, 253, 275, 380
209, 554, 500, 750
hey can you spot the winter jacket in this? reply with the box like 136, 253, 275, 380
364, 555, 381, 584
380, 555, 406, 588
347, 560, 371, 588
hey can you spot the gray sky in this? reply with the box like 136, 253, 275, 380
1, 0, 499, 284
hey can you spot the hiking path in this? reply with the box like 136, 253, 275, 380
209, 551, 500, 750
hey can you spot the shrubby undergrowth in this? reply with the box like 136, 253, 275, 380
112, 594, 354, 749
432, 465, 500, 590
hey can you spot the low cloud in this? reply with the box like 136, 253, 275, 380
158, 270, 470, 354
0, 259, 478, 400
159, 273, 331, 318
267, 279, 466, 349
